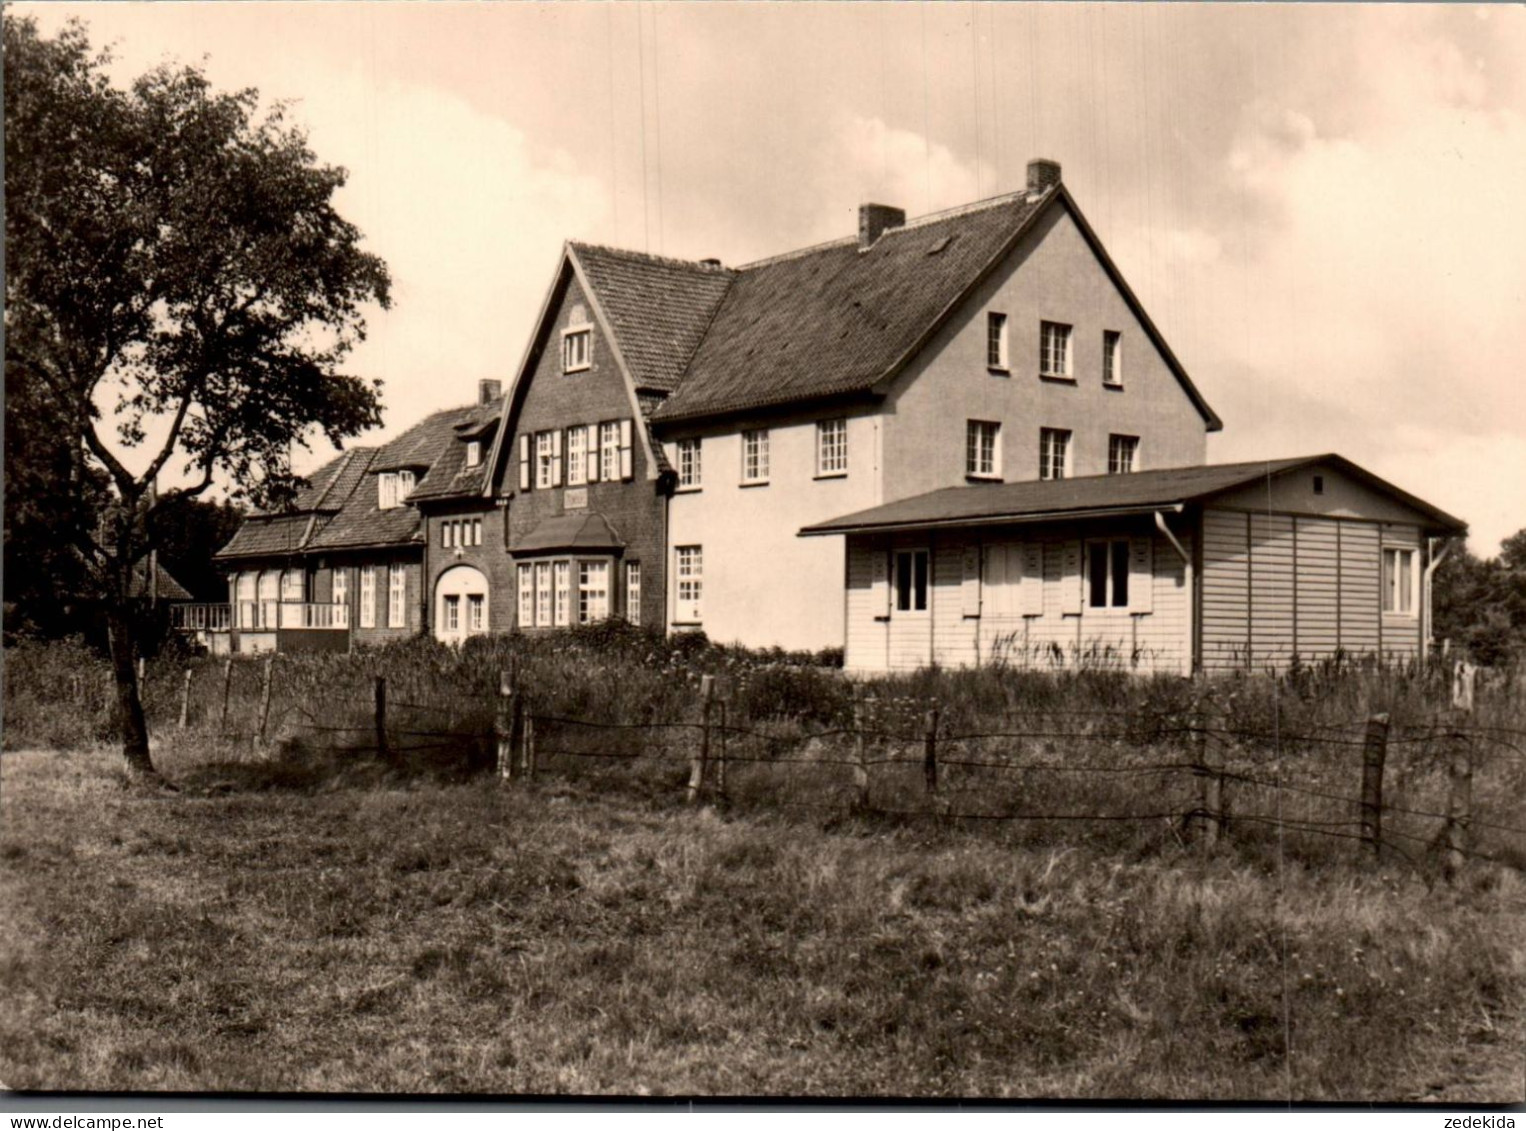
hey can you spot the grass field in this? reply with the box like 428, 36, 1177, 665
2, 741, 1521, 1099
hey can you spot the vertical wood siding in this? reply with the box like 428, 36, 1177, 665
1200, 510, 1251, 671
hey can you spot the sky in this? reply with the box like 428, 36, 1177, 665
21, 2, 1526, 556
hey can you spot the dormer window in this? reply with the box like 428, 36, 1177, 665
378, 470, 415, 510
398, 469, 415, 499
562, 325, 592, 373
465, 440, 482, 469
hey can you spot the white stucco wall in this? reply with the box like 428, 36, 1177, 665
664, 410, 881, 652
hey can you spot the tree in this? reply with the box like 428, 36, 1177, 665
4, 15, 390, 779
1432, 529, 1526, 667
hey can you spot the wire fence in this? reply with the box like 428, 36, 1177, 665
34, 648, 1526, 879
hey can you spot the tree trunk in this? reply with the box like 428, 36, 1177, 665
105, 602, 156, 779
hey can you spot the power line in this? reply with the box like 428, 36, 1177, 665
606, 3, 619, 246
635, 0, 650, 252
651, 2, 665, 254
920, 1, 933, 213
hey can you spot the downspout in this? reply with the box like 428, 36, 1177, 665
1421, 536, 1453, 662
1155, 508, 1193, 677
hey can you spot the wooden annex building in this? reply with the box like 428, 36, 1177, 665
800, 454, 1467, 675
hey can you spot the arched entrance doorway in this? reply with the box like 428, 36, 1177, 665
434, 565, 489, 644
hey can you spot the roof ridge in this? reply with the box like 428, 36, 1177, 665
736, 234, 859, 271
898, 185, 1046, 231
571, 240, 731, 274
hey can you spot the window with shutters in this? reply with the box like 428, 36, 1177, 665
567, 425, 588, 486
536, 432, 554, 489
894, 549, 929, 613
741, 429, 769, 485
599, 421, 621, 481
676, 438, 701, 489
1087, 540, 1132, 609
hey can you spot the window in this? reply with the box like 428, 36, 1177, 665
332, 569, 348, 612
816, 419, 848, 477
553, 560, 571, 627
562, 326, 592, 373
398, 469, 415, 500
676, 545, 703, 622
388, 564, 406, 627
534, 561, 551, 627
567, 425, 588, 486
894, 549, 930, 612
467, 594, 485, 633
1040, 320, 1072, 379
378, 472, 398, 510
359, 566, 376, 628
578, 560, 609, 623
966, 420, 1001, 479
442, 522, 453, 549
465, 440, 481, 468
741, 429, 770, 484
517, 564, 534, 627
600, 421, 621, 482
1383, 548, 1417, 615
1108, 434, 1139, 475
677, 438, 702, 489
626, 562, 641, 624
1040, 427, 1071, 480
472, 518, 482, 546
444, 595, 460, 633
1087, 540, 1131, 608
281, 569, 304, 603
536, 431, 555, 489
987, 312, 1009, 370
1103, 330, 1123, 387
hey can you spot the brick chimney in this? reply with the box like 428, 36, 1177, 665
858, 203, 905, 250
478, 378, 502, 405
1026, 158, 1062, 199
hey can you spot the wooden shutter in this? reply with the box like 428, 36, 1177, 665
981, 544, 1003, 615
1059, 541, 1083, 615
1021, 541, 1045, 615
585, 425, 600, 483
518, 435, 530, 491
961, 544, 982, 618
1129, 536, 1154, 613
551, 429, 563, 487
619, 419, 634, 480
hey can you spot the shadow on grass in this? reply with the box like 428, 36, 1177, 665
172, 731, 496, 796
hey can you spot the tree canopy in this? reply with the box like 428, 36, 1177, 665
4, 14, 391, 774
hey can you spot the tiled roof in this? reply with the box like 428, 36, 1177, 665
129, 560, 194, 602
405, 403, 502, 503
800, 456, 1467, 535
651, 191, 1051, 423
512, 512, 625, 553
216, 514, 315, 559
572, 244, 733, 395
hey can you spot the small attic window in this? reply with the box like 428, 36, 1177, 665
466, 440, 482, 469
1313, 475, 1325, 495
927, 236, 954, 255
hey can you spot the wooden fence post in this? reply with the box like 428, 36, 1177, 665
852, 691, 871, 811
1359, 712, 1390, 859
255, 655, 274, 749
1193, 707, 1222, 850
688, 674, 715, 804
219, 658, 234, 731
522, 711, 536, 781
1442, 731, 1474, 884
496, 669, 516, 782
715, 700, 728, 801
923, 707, 940, 795
178, 667, 193, 729
374, 676, 389, 763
